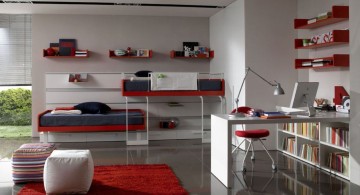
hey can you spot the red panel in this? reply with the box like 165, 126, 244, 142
295, 54, 349, 70
333, 86, 349, 105
38, 109, 146, 132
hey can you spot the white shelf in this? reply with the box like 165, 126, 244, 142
278, 129, 296, 136
297, 134, 319, 142
320, 141, 349, 152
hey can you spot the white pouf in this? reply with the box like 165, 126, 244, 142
44, 150, 94, 194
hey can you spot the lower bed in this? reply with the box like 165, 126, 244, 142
38, 109, 145, 133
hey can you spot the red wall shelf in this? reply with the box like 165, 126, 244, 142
43, 49, 89, 58
294, 6, 349, 29
170, 50, 214, 59
295, 54, 349, 69
109, 50, 153, 58
295, 30, 349, 49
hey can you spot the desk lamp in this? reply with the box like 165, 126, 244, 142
230, 67, 285, 117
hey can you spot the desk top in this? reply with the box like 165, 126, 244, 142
212, 111, 349, 125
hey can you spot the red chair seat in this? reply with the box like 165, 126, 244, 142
235, 129, 269, 138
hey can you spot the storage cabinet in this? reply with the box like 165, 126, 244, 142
294, 5, 349, 69
277, 121, 349, 180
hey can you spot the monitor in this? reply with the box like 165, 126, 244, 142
290, 82, 319, 116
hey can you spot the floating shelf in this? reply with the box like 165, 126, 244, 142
294, 6, 349, 29
295, 54, 349, 69
170, 50, 214, 59
295, 30, 349, 49
43, 49, 89, 58
109, 50, 153, 58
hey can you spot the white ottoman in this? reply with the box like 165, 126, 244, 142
44, 150, 94, 194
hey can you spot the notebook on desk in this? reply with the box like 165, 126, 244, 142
276, 106, 308, 115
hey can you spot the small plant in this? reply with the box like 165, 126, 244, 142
157, 74, 166, 79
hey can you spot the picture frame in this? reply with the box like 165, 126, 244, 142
137, 49, 150, 57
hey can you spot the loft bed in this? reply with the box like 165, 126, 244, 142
122, 72, 225, 96
38, 109, 145, 133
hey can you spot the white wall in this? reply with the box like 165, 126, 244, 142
297, 0, 349, 103
210, 0, 246, 112
210, 0, 297, 150
32, 15, 210, 136
349, 0, 360, 187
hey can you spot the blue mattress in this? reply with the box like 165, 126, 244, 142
40, 110, 144, 126
124, 80, 222, 91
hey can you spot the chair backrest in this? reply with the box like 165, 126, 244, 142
231, 106, 252, 114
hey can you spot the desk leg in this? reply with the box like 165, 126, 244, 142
211, 115, 233, 188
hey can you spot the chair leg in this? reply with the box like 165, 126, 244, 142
258, 139, 277, 171
242, 140, 252, 172
251, 139, 255, 160
232, 139, 246, 153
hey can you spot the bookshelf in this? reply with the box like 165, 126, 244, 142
294, 30, 349, 49
294, 6, 349, 29
295, 54, 349, 69
277, 121, 349, 180
294, 5, 349, 70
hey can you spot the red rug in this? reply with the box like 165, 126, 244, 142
18, 164, 188, 195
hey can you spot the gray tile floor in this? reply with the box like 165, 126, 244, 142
0, 138, 356, 195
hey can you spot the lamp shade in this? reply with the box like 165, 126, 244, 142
273, 83, 285, 95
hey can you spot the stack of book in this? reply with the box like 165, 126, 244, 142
300, 122, 319, 140
298, 144, 319, 164
75, 50, 88, 57
282, 123, 301, 133
261, 112, 290, 119
307, 17, 317, 24
301, 61, 312, 67
317, 11, 332, 21
282, 137, 296, 154
327, 152, 349, 176
325, 127, 349, 148
312, 59, 333, 67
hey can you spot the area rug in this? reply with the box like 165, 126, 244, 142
18, 164, 188, 195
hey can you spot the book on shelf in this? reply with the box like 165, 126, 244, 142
59, 39, 76, 56
302, 61, 312, 67
326, 126, 349, 148
282, 137, 296, 154
299, 144, 319, 164
317, 11, 332, 20
327, 152, 349, 176
307, 17, 317, 24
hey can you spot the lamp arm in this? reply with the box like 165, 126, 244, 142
235, 67, 251, 104
247, 67, 277, 87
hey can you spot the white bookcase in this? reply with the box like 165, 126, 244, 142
277, 121, 349, 180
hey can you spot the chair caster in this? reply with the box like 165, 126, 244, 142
272, 164, 277, 171
242, 167, 246, 172
251, 156, 255, 160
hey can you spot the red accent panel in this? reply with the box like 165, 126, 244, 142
38, 109, 146, 133
333, 86, 349, 105
122, 79, 225, 97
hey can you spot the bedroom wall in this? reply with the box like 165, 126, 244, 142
210, 0, 297, 150
32, 15, 210, 136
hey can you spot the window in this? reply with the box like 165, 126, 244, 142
0, 14, 31, 86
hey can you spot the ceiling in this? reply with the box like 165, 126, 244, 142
0, 0, 237, 17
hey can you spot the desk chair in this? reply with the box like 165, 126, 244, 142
231, 107, 277, 172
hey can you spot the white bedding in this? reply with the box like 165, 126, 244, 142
51, 110, 82, 115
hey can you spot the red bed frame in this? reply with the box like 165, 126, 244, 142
38, 109, 146, 133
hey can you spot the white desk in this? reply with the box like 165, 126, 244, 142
211, 112, 350, 188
